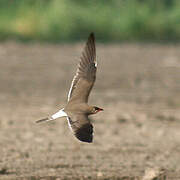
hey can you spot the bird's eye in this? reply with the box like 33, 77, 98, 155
93, 107, 99, 112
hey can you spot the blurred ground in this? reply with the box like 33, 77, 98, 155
0, 42, 179, 180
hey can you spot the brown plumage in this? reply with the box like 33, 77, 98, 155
67, 33, 96, 103
36, 33, 103, 143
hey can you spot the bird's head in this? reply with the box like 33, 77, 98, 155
91, 106, 103, 114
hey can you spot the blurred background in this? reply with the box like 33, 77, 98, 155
0, 0, 180, 42
0, 0, 180, 179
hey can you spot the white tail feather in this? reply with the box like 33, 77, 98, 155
36, 108, 67, 123
51, 108, 67, 119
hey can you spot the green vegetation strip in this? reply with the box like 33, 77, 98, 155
0, 0, 180, 42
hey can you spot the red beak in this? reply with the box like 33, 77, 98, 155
98, 108, 104, 112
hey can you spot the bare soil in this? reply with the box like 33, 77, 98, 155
0, 42, 179, 179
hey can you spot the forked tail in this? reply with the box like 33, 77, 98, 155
36, 117, 52, 123
36, 108, 67, 123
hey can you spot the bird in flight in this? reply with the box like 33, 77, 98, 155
36, 33, 103, 143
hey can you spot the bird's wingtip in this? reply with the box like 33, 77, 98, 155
89, 32, 95, 39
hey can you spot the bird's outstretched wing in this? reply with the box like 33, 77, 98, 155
67, 33, 97, 103
67, 114, 93, 143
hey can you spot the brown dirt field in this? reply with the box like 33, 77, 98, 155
0, 42, 179, 180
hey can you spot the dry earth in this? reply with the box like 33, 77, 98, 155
0, 42, 179, 179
